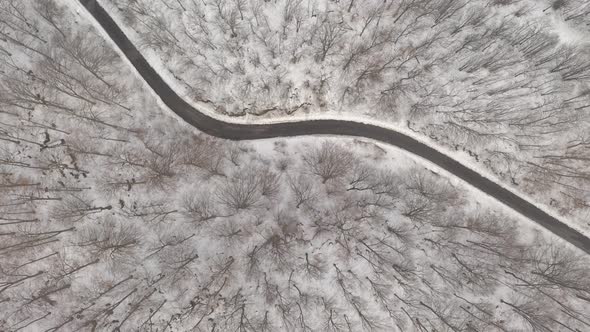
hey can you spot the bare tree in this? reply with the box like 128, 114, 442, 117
500, 296, 557, 332
314, 18, 346, 62
181, 136, 227, 177
259, 166, 281, 199
183, 190, 222, 222
300, 252, 326, 279
258, 229, 295, 271
77, 219, 140, 263
287, 173, 316, 208
51, 194, 112, 222
303, 142, 354, 183
216, 167, 262, 211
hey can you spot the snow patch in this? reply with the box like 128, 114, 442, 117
551, 14, 590, 44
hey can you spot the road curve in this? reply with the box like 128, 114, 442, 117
78, 0, 590, 255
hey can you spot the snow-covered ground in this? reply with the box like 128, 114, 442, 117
1, 1, 589, 331
83, 0, 590, 238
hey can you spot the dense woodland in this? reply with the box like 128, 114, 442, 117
104, 0, 590, 232
1, 0, 590, 331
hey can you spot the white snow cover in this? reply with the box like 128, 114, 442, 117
1, 1, 589, 331
80, 0, 590, 238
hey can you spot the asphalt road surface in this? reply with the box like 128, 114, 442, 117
78, 0, 590, 255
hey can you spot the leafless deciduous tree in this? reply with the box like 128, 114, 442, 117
183, 190, 221, 222
77, 219, 140, 263
51, 194, 112, 222
287, 173, 316, 208
259, 166, 281, 199
216, 167, 263, 211
181, 136, 227, 177
303, 142, 354, 183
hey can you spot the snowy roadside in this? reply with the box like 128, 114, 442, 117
71, 0, 590, 241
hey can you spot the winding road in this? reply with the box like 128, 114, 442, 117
78, 0, 590, 255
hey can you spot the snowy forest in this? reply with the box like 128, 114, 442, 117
103, 0, 590, 234
0, 0, 590, 331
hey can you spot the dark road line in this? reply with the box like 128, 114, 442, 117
78, 0, 590, 254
